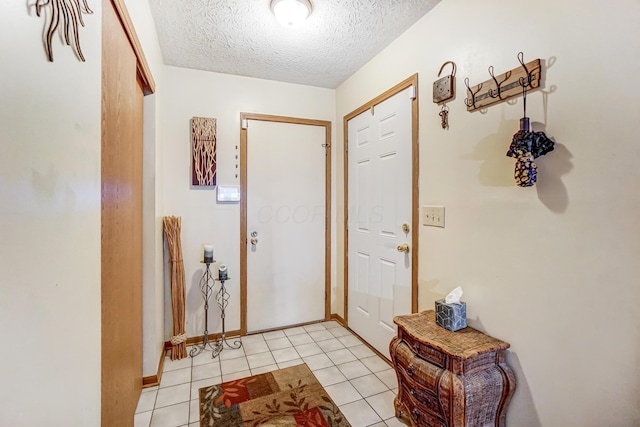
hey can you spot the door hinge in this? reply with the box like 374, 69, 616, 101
409, 86, 416, 100
241, 119, 248, 129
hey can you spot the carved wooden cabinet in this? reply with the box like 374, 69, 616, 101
390, 310, 516, 427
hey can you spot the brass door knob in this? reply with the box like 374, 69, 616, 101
250, 238, 258, 245
397, 243, 410, 253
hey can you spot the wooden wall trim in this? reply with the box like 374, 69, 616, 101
324, 122, 332, 321
330, 313, 346, 327
410, 77, 420, 313
142, 348, 166, 388
240, 117, 248, 336
163, 331, 243, 352
110, 0, 156, 94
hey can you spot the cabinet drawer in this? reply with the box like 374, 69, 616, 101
400, 378, 443, 418
399, 330, 447, 368
399, 403, 446, 427
395, 341, 443, 392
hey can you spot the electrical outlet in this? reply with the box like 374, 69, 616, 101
423, 205, 445, 228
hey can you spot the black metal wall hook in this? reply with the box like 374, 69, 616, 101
517, 51, 535, 88
464, 77, 482, 109
487, 66, 511, 99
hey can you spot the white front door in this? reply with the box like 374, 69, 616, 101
245, 119, 327, 333
347, 86, 415, 359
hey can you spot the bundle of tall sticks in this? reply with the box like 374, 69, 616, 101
163, 216, 188, 360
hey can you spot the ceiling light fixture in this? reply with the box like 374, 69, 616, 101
271, 0, 312, 28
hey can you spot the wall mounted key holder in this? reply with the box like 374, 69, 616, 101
433, 61, 457, 104
433, 61, 456, 129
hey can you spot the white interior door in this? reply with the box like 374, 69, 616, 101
246, 120, 326, 332
347, 87, 414, 359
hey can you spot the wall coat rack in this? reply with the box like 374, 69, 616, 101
464, 55, 541, 112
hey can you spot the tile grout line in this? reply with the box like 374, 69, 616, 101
143, 323, 396, 427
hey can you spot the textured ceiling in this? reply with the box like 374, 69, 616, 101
148, 0, 440, 88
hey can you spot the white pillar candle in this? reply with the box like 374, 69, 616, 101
203, 245, 214, 262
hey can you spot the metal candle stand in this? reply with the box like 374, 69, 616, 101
189, 261, 242, 358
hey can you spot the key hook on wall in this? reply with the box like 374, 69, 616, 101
438, 61, 456, 79
433, 60, 457, 129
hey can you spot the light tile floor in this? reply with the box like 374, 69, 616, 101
134, 321, 407, 427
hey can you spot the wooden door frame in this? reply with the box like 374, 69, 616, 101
343, 74, 419, 324
240, 113, 332, 335
101, 1, 154, 425
109, 0, 156, 94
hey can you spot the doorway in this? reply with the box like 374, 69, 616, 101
240, 114, 332, 334
344, 75, 419, 359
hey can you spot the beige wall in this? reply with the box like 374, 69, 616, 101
0, 2, 102, 425
336, 0, 640, 425
159, 66, 336, 339
3, 0, 639, 425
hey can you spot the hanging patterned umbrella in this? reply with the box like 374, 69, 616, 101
506, 85, 554, 187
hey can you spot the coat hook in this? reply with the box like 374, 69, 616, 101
464, 77, 482, 109
517, 51, 534, 88
487, 66, 499, 98
487, 66, 500, 98
488, 66, 511, 99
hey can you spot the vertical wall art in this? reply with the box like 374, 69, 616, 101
34, 0, 93, 62
191, 117, 217, 187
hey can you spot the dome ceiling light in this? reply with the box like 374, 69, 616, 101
271, 0, 313, 28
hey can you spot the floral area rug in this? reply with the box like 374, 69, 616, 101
199, 363, 351, 426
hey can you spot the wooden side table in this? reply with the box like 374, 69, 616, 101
390, 310, 516, 426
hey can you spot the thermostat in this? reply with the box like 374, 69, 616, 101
217, 185, 241, 203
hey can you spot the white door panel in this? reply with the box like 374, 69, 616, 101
348, 87, 414, 359
246, 120, 326, 332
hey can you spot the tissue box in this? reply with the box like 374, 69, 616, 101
435, 299, 467, 331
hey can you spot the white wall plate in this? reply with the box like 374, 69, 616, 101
217, 185, 240, 203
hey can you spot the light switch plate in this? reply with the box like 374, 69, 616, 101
423, 205, 445, 228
